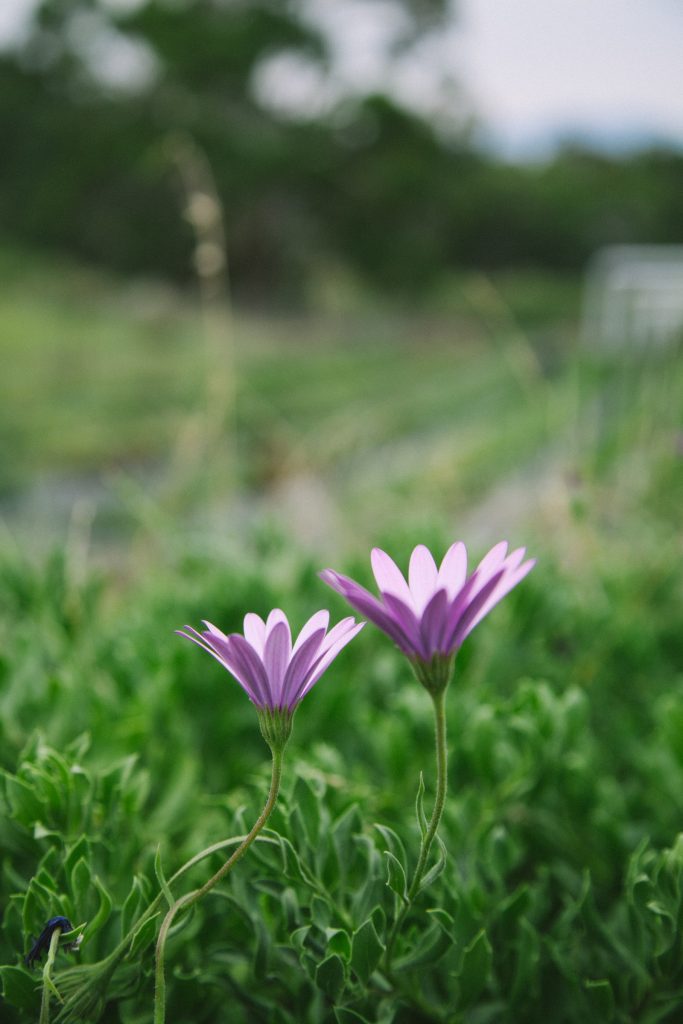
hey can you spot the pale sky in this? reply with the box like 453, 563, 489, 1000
2, 0, 682, 158
295, 0, 683, 156
452, 0, 683, 155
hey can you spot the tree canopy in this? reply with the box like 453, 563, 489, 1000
2, 0, 682, 299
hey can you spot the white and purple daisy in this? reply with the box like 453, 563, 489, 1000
321, 541, 534, 693
177, 609, 363, 746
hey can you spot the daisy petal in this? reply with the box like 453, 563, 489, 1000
382, 592, 429, 660
319, 616, 359, 654
280, 626, 327, 708
448, 569, 506, 651
437, 542, 468, 599
178, 606, 362, 717
177, 629, 260, 704
203, 620, 230, 642
420, 589, 450, 654
227, 634, 271, 706
409, 545, 439, 613
263, 621, 291, 705
321, 570, 413, 652
462, 559, 536, 638
471, 542, 509, 593
243, 613, 266, 655
280, 628, 327, 709
292, 610, 330, 655
371, 548, 412, 604
291, 621, 365, 705
504, 547, 526, 572
265, 609, 291, 649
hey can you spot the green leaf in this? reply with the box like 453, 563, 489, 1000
384, 851, 408, 901
292, 776, 321, 845
316, 954, 345, 1002
154, 845, 174, 909
273, 833, 307, 884
253, 914, 271, 979
415, 772, 428, 839
584, 978, 615, 1020
419, 835, 447, 893
510, 918, 540, 1003
23, 879, 52, 938
70, 857, 92, 907
456, 929, 492, 1008
281, 887, 299, 932
4, 898, 24, 953
291, 926, 311, 953
351, 836, 384, 922
332, 804, 362, 869
64, 837, 90, 879
646, 899, 676, 956
120, 876, 146, 938
335, 1009, 370, 1024
0, 965, 40, 1012
498, 885, 531, 937
374, 824, 407, 871
87, 876, 113, 939
395, 920, 453, 971
351, 918, 384, 984
33, 822, 60, 840
3, 774, 43, 825
325, 928, 351, 962
127, 913, 159, 958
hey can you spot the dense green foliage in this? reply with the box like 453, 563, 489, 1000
1, 425, 682, 1021
1, 236, 681, 1020
1, 1, 682, 297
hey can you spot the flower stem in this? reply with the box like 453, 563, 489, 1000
408, 688, 448, 900
385, 688, 448, 974
40, 925, 64, 1024
153, 747, 284, 1024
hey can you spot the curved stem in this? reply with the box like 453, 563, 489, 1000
40, 926, 63, 1024
154, 747, 284, 1024
384, 689, 448, 974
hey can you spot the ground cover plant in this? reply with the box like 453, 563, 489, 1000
1, 430, 682, 1023
1, 248, 682, 1021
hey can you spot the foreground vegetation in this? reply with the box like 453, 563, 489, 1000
1, 260, 681, 1020
0, 451, 682, 1022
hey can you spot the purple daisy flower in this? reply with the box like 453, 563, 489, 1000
177, 609, 363, 744
321, 541, 535, 693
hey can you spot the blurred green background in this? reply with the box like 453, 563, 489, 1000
0, 0, 681, 561
0, 0, 679, 557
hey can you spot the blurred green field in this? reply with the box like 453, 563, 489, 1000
0, 249, 682, 1022
0, 245, 582, 548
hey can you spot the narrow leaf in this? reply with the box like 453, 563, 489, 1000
351, 918, 384, 984
127, 914, 159, 959
584, 978, 615, 1020
316, 954, 345, 1002
87, 876, 113, 939
384, 851, 408, 901
419, 835, 448, 893
457, 929, 492, 1008
70, 858, 91, 906
0, 966, 41, 1013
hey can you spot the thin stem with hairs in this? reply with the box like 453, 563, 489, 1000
384, 688, 448, 975
153, 746, 284, 1024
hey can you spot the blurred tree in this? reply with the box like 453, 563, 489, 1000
0, 0, 682, 299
